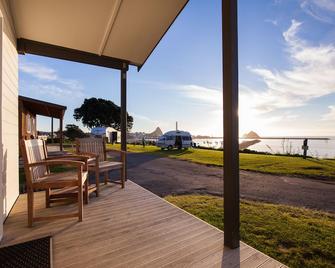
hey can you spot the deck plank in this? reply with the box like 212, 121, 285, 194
1, 181, 286, 267
258, 258, 286, 268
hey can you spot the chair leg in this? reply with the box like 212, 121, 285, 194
27, 189, 34, 227
45, 188, 50, 208
84, 180, 89, 204
95, 168, 100, 197
78, 184, 83, 222
104, 171, 108, 185
121, 166, 125, 189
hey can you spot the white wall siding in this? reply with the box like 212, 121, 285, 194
0, 0, 19, 241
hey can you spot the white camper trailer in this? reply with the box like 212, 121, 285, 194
157, 130, 192, 150
91, 127, 120, 143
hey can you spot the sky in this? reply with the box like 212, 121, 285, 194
19, 0, 335, 137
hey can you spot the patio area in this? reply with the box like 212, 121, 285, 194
1, 181, 286, 268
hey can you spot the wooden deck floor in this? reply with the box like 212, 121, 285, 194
1, 181, 286, 267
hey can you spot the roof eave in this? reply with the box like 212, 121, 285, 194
17, 38, 132, 71
137, 0, 189, 71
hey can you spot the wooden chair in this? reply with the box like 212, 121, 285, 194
20, 139, 89, 227
42, 144, 94, 206
76, 138, 126, 196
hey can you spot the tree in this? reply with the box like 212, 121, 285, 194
64, 124, 87, 141
73, 98, 133, 130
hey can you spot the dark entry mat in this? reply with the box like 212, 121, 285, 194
0, 236, 52, 268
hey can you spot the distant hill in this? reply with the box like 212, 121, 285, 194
243, 131, 260, 139
128, 127, 163, 140
146, 127, 163, 138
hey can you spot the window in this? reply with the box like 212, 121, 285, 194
166, 136, 174, 141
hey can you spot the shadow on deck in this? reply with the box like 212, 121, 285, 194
1, 181, 286, 267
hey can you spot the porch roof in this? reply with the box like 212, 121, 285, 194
9, 0, 188, 70
19, 95, 66, 119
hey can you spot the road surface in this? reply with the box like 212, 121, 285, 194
122, 152, 335, 213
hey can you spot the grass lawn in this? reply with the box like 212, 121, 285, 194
107, 144, 335, 180
165, 194, 335, 268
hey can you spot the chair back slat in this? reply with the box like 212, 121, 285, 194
76, 138, 105, 161
21, 139, 48, 182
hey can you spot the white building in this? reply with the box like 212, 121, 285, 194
91, 127, 120, 143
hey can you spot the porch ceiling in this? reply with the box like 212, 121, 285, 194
9, 0, 188, 69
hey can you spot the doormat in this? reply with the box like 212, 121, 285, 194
0, 236, 52, 268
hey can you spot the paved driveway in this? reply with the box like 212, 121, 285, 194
124, 153, 335, 213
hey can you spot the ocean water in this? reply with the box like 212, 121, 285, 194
193, 137, 335, 159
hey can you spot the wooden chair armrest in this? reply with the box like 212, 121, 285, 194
47, 154, 96, 166
77, 152, 99, 158
47, 154, 89, 160
28, 160, 87, 184
28, 159, 85, 169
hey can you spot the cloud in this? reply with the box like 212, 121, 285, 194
238, 84, 300, 134
19, 60, 84, 100
19, 61, 57, 80
178, 85, 222, 107
28, 84, 84, 99
246, 20, 335, 114
142, 20, 333, 135
176, 20, 335, 120
301, 0, 335, 24
265, 19, 278, 26
132, 113, 159, 124
322, 105, 335, 121
58, 78, 83, 90
309, 0, 335, 12
130, 113, 168, 133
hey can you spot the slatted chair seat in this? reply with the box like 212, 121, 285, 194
20, 139, 90, 227
76, 138, 126, 196
88, 161, 123, 172
34, 171, 88, 188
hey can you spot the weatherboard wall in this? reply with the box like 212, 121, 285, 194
0, 0, 19, 241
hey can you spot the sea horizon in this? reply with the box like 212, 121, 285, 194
192, 136, 335, 140
192, 136, 335, 158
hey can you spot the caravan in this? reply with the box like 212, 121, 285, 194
91, 127, 120, 143
157, 130, 192, 150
